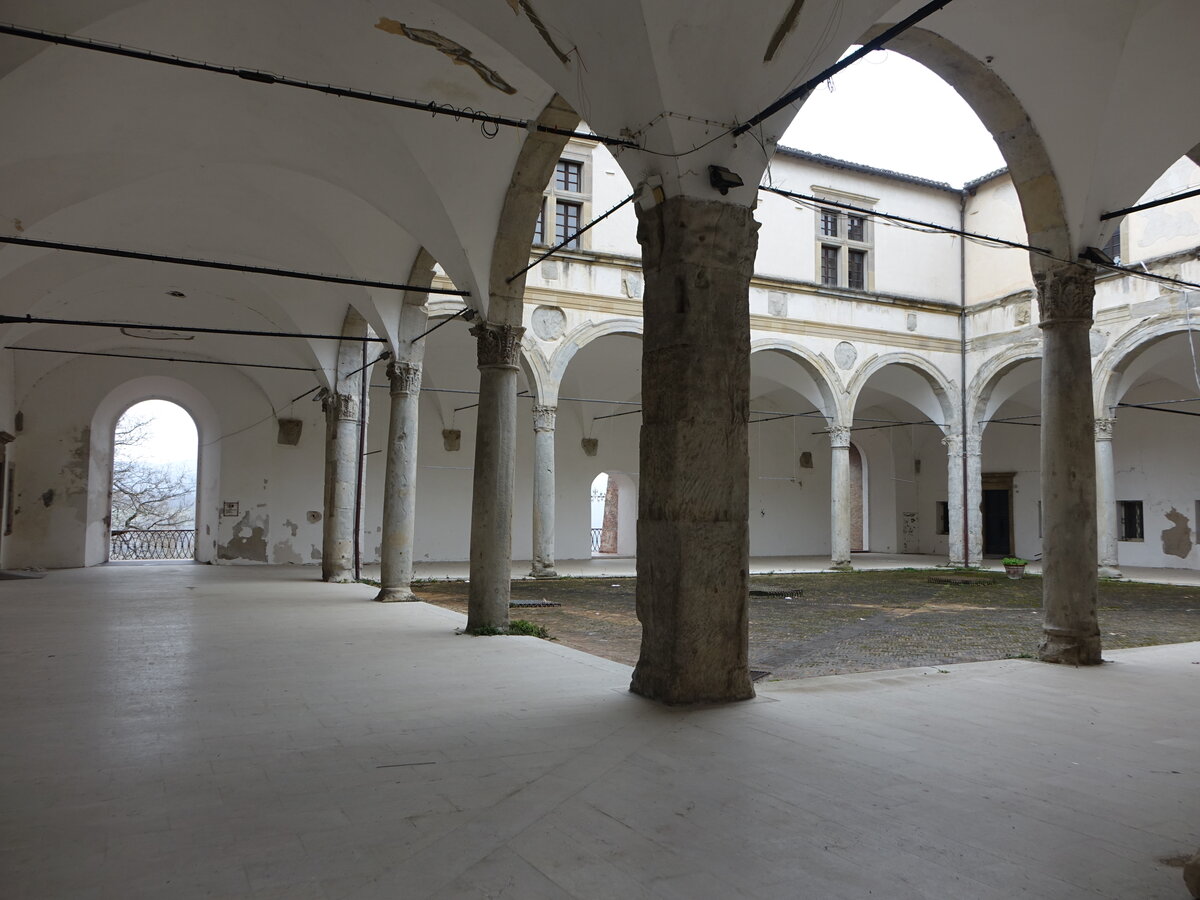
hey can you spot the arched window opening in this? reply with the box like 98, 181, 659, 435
109, 400, 198, 561
589, 471, 636, 557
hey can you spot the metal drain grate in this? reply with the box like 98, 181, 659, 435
509, 599, 561, 608
749, 669, 772, 682
749, 588, 802, 597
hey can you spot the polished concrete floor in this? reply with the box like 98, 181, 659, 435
2, 564, 1198, 899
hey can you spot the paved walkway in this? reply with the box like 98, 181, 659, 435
2, 564, 1198, 898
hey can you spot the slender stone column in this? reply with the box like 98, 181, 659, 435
466, 321, 524, 632
829, 425, 853, 570
320, 390, 359, 583
1095, 416, 1123, 579
529, 404, 558, 578
375, 361, 422, 601
1037, 263, 1102, 665
629, 194, 757, 705
944, 430, 983, 567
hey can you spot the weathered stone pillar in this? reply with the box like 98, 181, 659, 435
529, 404, 558, 578
829, 425, 853, 570
321, 390, 359, 583
1094, 416, 1122, 579
467, 322, 523, 632
630, 194, 756, 705
1037, 263, 1102, 664
375, 361, 422, 601
944, 429, 983, 567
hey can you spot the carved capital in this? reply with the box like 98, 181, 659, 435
319, 389, 358, 422
1094, 416, 1116, 441
1035, 263, 1095, 326
532, 405, 557, 433
386, 361, 421, 396
942, 431, 981, 457
471, 322, 524, 369
828, 425, 852, 449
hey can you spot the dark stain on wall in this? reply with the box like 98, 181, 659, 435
218, 511, 268, 562
1161, 507, 1193, 559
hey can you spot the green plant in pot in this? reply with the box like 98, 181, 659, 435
1002, 556, 1028, 579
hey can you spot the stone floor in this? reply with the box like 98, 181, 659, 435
2, 563, 1199, 898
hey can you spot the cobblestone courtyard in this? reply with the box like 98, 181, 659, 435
415, 571, 1200, 681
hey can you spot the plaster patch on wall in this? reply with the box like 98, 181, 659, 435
218, 511, 269, 562
41, 488, 54, 507
310, 545, 322, 560
283, 519, 299, 537
1160, 507, 1193, 559
375, 19, 517, 94
63, 427, 91, 497
272, 540, 303, 565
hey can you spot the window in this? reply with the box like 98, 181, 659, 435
556, 201, 581, 249
1117, 500, 1143, 541
821, 246, 839, 286
848, 249, 866, 290
556, 159, 582, 192
1101, 220, 1122, 265
534, 153, 590, 249
936, 501, 949, 535
814, 203, 872, 290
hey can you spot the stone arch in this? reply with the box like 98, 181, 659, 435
845, 351, 957, 431
546, 318, 646, 404
749, 338, 845, 423
862, 26, 1072, 261
86, 375, 221, 567
968, 343, 1044, 429
1095, 314, 1200, 415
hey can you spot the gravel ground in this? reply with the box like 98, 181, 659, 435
411, 570, 1200, 682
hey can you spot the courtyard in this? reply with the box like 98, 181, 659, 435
414, 570, 1200, 681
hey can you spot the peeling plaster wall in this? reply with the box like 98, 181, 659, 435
263, 399, 327, 566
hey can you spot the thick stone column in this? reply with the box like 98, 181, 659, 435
629, 194, 757, 705
829, 425, 853, 570
1037, 263, 1102, 665
944, 430, 983, 567
529, 405, 558, 578
375, 361, 422, 601
466, 322, 523, 632
321, 390, 359, 583
1095, 416, 1123, 579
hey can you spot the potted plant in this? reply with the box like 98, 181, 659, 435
1002, 557, 1028, 579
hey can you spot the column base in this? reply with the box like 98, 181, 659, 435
1039, 628, 1103, 666
1098, 565, 1123, 579
529, 567, 558, 579
830, 561, 854, 572
374, 586, 418, 602
323, 572, 355, 584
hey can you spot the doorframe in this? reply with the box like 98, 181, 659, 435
981, 471, 1015, 557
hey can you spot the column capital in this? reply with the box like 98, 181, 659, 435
532, 404, 557, 433
319, 389, 359, 422
386, 361, 421, 396
941, 431, 981, 457
1094, 416, 1116, 441
471, 322, 524, 369
828, 425, 852, 449
1035, 263, 1095, 327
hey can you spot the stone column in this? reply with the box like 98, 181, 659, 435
1095, 416, 1122, 579
466, 321, 524, 632
943, 430, 983, 567
375, 361, 422, 601
630, 194, 757, 705
529, 404, 558, 578
1037, 263, 1102, 665
829, 425, 853, 570
320, 390, 359, 583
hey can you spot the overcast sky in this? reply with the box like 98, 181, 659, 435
781, 48, 1006, 188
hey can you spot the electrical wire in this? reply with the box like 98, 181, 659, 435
0, 313, 390, 343
506, 192, 636, 283
6, 345, 316, 371
0, 233, 467, 296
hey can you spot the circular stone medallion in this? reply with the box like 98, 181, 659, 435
531, 306, 567, 341
834, 341, 857, 370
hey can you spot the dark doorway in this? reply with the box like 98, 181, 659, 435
981, 472, 1015, 557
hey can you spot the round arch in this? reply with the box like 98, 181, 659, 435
546, 318, 646, 405
861, 25, 1072, 261
1095, 314, 1200, 415
86, 376, 221, 566
845, 351, 957, 431
968, 343, 1044, 428
749, 338, 845, 422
